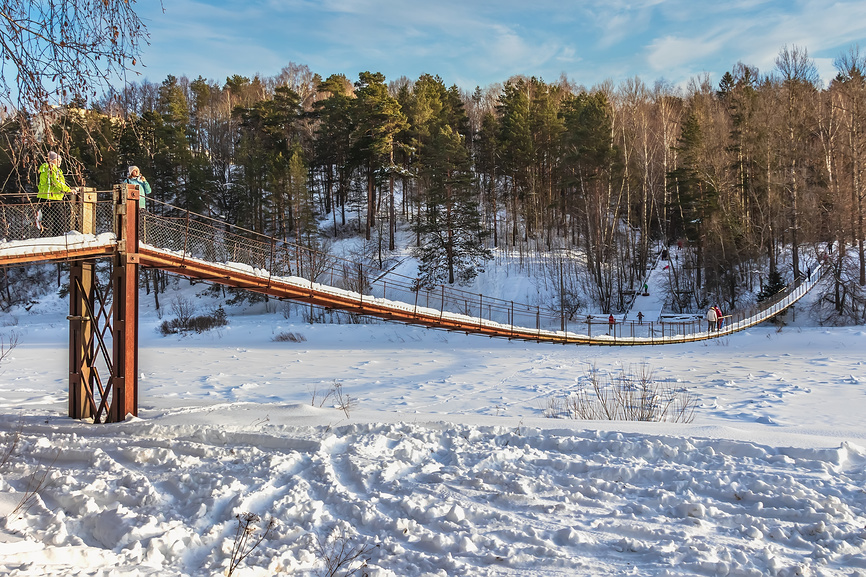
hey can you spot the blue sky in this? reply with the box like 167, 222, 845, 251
131, 0, 866, 90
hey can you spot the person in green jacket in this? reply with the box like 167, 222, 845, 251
36, 151, 72, 236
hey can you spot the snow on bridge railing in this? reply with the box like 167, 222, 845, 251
0, 192, 825, 344
138, 199, 826, 344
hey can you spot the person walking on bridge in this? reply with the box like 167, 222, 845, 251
706, 307, 718, 332
36, 151, 72, 236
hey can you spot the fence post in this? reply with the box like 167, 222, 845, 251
536, 306, 540, 337
267, 239, 275, 289
440, 285, 445, 320
358, 263, 364, 307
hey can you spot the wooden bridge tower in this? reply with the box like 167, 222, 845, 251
68, 184, 140, 422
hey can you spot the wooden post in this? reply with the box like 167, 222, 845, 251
68, 190, 97, 420
109, 184, 140, 422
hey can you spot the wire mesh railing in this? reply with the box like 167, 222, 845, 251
0, 191, 115, 242
0, 191, 826, 344
138, 199, 825, 343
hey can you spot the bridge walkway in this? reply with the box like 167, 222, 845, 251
0, 192, 825, 347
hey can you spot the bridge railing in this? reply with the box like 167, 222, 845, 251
140, 199, 825, 342
0, 191, 116, 241
140, 202, 559, 333
0, 191, 824, 342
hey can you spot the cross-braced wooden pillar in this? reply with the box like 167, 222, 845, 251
68, 186, 140, 423
69, 191, 98, 420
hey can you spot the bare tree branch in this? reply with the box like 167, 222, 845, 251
0, 1, 151, 192
0, 1, 148, 112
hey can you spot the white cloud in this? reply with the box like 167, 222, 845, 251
646, 34, 725, 72
556, 46, 580, 63
637, 0, 866, 85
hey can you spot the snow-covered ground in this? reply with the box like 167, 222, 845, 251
0, 257, 865, 576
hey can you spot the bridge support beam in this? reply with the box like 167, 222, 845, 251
68, 258, 96, 419
67, 186, 140, 423
69, 191, 98, 420
108, 184, 140, 422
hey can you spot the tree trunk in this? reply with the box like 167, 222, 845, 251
389, 172, 395, 251
366, 163, 374, 241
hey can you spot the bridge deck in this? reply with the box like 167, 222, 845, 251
0, 195, 823, 346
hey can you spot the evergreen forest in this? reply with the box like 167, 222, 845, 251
3, 45, 866, 324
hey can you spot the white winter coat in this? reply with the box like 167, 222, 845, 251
706, 308, 718, 322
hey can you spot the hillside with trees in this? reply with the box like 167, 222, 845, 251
2, 46, 866, 324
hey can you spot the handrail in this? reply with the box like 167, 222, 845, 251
0, 193, 829, 345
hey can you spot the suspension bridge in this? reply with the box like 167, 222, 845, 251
0, 186, 825, 422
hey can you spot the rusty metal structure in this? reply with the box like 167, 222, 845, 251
66, 185, 139, 422
0, 188, 825, 422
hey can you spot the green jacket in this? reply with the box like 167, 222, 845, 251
37, 163, 71, 200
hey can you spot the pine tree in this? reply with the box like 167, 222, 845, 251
560, 90, 620, 310
412, 76, 491, 286
496, 80, 534, 245
757, 267, 787, 302
313, 74, 354, 231
350, 72, 407, 241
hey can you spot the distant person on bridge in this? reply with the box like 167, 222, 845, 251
37, 151, 72, 236
714, 306, 724, 330
706, 307, 717, 332
637, 311, 644, 324
124, 166, 151, 209
608, 314, 615, 334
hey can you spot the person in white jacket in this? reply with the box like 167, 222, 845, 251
706, 307, 718, 332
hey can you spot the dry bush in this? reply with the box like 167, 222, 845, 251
309, 523, 374, 577
331, 382, 357, 418
160, 306, 228, 335
273, 331, 306, 343
226, 512, 276, 577
308, 381, 357, 417
0, 331, 19, 365
12, 452, 57, 516
0, 416, 23, 472
1, 419, 58, 519
170, 295, 196, 326
545, 363, 696, 423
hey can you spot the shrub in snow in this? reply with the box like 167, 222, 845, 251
306, 381, 357, 417
308, 523, 374, 577
273, 331, 307, 343
544, 363, 696, 423
226, 512, 276, 576
0, 331, 18, 366
159, 305, 228, 336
